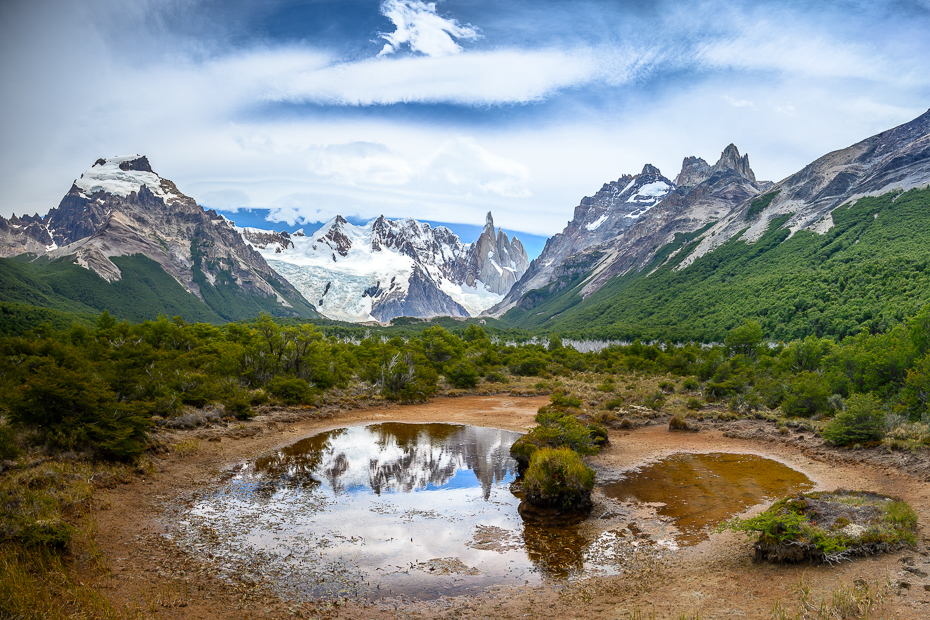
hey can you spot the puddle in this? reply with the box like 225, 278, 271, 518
601, 452, 814, 545
178, 423, 648, 602
177, 431, 803, 602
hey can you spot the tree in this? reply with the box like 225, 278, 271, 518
725, 320, 763, 358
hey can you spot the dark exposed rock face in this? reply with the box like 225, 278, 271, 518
0, 212, 55, 257
369, 265, 468, 322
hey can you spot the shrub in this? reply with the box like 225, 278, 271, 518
720, 491, 917, 564
681, 377, 699, 392
483, 370, 509, 384
522, 447, 595, 512
658, 380, 676, 393
643, 390, 666, 410
445, 361, 479, 389
686, 397, 703, 410
822, 393, 886, 446
669, 413, 697, 431
267, 375, 315, 406
604, 397, 625, 411
8, 362, 150, 461
0, 424, 20, 460
782, 371, 831, 417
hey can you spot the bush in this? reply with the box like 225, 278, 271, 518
0, 424, 20, 460
522, 447, 595, 512
658, 380, 676, 393
782, 371, 831, 417
267, 375, 315, 406
720, 491, 917, 564
604, 397, 625, 411
8, 362, 150, 461
686, 397, 703, 410
483, 370, 510, 384
681, 377, 699, 391
822, 393, 886, 446
669, 413, 697, 431
445, 361, 479, 388
643, 390, 666, 410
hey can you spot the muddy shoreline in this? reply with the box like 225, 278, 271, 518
92, 395, 930, 619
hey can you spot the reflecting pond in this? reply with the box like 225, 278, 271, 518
178, 427, 814, 602
601, 452, 815, 545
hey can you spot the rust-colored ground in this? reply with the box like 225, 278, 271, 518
91, 396, 930, 619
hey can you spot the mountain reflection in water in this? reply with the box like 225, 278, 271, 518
246, 423, 517, 499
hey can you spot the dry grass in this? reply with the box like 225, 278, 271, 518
0, 457, 146, 620
772, 578, 892, 620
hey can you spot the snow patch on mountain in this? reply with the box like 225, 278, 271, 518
74, 155, 183, 203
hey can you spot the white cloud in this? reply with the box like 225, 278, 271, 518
265, 48, 605, 106
724, 95, 753, 108
378, 0, 480, 57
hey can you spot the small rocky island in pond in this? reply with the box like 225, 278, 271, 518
723, 490, 918, 564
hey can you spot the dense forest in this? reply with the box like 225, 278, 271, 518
504, 187, 930, 341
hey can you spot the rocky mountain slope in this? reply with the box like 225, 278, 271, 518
489, 144, 763, 315
497, 109, 930, 340
241, 212, 529, 323
0, 156, 317, 322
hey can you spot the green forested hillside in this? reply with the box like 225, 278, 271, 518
0, 253, 318, 326
503, 187, 930, 342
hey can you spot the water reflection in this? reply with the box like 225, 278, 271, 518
602, 452, 814, 544
242, 423, 517, 498
184, 430, 813, 602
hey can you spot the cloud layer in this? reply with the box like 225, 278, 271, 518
1, 0, 928, 237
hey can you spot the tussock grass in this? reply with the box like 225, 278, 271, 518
522, 447, 595, 512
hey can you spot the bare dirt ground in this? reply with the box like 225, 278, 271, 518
90, 396, 930, 619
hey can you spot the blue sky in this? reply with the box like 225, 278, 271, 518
1, 0, 929, 251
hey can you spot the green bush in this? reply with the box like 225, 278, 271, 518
8, 361, 150, 461
0, 424, 19, 460
604, 397, 625, 411
822, 393, 886, 446
643, 390, 666, 410
782, 371, 831, 417
445, 361, 480, 388
267, 375, 315, 406
681, 377, 699, 391
686, 397, 703, 410
522, 447, 595, 511
483, 370, 510, 383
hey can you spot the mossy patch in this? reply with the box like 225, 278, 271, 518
721, 490, 918, 564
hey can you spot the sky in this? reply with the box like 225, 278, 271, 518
1, 0, 929, 251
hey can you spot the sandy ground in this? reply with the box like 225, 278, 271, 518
90, 395, 930, 619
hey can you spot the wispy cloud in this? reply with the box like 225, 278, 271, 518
378, 0, 480, 57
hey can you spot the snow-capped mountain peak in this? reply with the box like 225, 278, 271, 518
74, 155, 184, 204
241, 212, 529, 322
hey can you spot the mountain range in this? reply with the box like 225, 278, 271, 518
1, 109, 929, 339
240, 212, 529, 323
497, 108, 930, 341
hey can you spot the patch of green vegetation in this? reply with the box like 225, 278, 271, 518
522, 446, 595, 512
510, 391, 606, 471
745, 190, 780, 220
822, 393, 886, 446
720, 491, 918, 564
